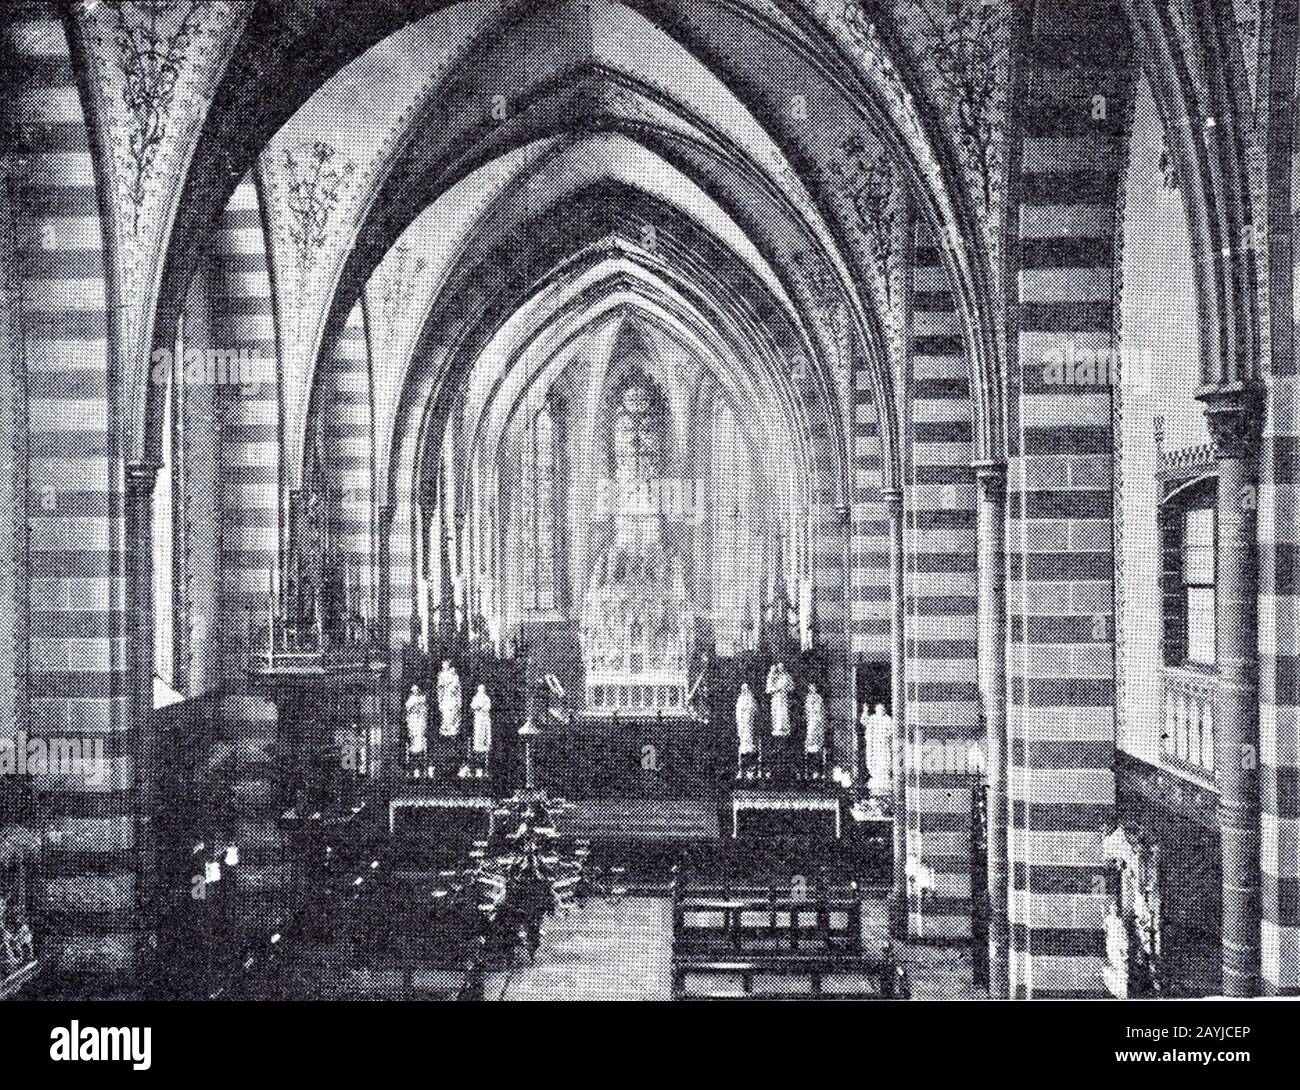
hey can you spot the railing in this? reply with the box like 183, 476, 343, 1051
248, 618, 384, 674
1160, 666, 1216, 780
1159, 442, 1216, 476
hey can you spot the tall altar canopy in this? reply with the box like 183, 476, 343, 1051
582, 370, 693, 716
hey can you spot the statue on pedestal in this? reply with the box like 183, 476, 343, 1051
862, 702, 894, 799
405, 684, 428, 758
437, 661, 462, 737
766, 662, 794, 737
804, 684, 826, 778
1104, 901, 1130, 998
1, 896, 34, 971
471, 684, 492, 759
735, 682, 758, 778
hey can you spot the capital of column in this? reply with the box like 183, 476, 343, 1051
125, 460, 162, 497
1198, 384, 1263, 461
972, 460, 1007, 498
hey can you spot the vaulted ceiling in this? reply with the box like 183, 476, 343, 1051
268, 0, 899, 498
70, 0, 1029, 490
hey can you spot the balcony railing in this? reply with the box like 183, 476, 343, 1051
1160, 665, 1216, 781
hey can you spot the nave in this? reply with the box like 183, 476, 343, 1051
2, 0, 1300, 1003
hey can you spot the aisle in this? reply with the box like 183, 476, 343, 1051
489, 896, 673, 1001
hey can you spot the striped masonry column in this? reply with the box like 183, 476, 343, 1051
1258, 0, 1300, 997
176, 268, 223, 697
212, 175, 288, 932
851, 352, 903, 929
903, 220, 979, 943
1007, 0, 1127, 997
1260, 392, 1300, 994
810, 487, 852, 769
0, 137, 21, 795
850, 378, 890, 678
389, 457, 416, 652
319, 300, 375, 631
977, 458, 1010, 997
3, 3, 142, 989
1202, 393, 1261, 996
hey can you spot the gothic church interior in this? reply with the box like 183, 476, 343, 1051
0, 0, 1297, 1001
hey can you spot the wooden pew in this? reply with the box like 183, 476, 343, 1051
669, 878, 907, 1000
673, 893, 865, 957
671, 954, 905, 1000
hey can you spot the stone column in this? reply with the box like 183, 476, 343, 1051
455, 511, 469, 636
376, 503, 398, 782
975, 461, 1009, 998
125, 459, 161, 979
412, 495, 426, 650
1201, 386, 1262, 997
884, 487, 908, 937
832, 501, 854, 773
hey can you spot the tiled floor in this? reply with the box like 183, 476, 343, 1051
489, 896, 673, 1000
858, 899, 981, 1000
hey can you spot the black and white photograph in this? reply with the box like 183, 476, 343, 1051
0, 0, 1297, 1065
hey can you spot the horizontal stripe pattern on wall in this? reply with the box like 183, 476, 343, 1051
1007, 0, 1126, 998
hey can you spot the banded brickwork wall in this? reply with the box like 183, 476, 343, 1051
3, 2, 139, 989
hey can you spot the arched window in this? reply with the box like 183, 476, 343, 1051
1180, 507, 1216, 666
1161, 486, 1216, 668
520, 403, 557, 612
1158, 473, 1216, 776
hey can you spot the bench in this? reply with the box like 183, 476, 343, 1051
672, 893, 865, 957
670, 878, 907, 1000
671, 953, 904, 1000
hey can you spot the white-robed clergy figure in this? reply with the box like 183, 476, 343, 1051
804, 684, 826, 755
735, 682, 758, 775
766, 662, 794, 737
405, 684, 428, 757
471, 684, 492, 756
437, 661, 462, 737
861, 702, 894, 798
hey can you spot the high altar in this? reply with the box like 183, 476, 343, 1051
580, 378, 695, 718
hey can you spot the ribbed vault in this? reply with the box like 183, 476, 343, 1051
134, 0, 1021, 488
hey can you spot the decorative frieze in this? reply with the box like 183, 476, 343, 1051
831, 135, 897, 307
